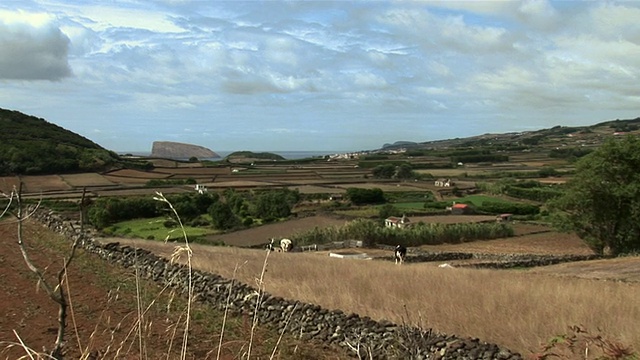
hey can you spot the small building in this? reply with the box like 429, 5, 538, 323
434, 178, 454, 187
194, 184, 208, 194
385, 215, 411, 229
496, 213, 513, 222
329, 194, 344, 201
450, 203, 472, 215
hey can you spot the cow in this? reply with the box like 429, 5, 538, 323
394, 245, 407, 264
280, 238, 293, 252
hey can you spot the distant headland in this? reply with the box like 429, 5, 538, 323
151, 141, 220, 160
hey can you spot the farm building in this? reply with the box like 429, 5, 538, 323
385, 215, 411, 229
496, 213, 513, 222
450, 203, 472, 215
434, 178, 454, 187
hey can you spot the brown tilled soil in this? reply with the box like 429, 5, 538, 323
204, 215, 351, 247
0, 219, 351, 360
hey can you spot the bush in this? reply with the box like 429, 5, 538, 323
163, 219, 178, 228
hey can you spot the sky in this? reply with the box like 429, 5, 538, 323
0, 1, 639, 153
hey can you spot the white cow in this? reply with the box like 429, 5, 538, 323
280, 238, 293, 252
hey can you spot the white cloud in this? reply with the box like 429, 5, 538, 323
67, 4, 186, 33
516, 0, 560, 30
1, 1, 638, 152
353, 72, 388, 89
0, 9, 71, 80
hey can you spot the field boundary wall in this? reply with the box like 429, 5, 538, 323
31, 207, 525, 360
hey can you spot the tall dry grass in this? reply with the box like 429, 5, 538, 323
163, 245, 640, 355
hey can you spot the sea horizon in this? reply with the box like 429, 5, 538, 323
118, 150, 356, 160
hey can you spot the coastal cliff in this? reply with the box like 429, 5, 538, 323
151, 141, 220, 159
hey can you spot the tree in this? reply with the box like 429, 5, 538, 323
395, 163, 414, 179
371, 164, 396, 179
379, 203, 401, 219
346, 187, 385, 205
208, 201, 239, 230
548, 135, 640, 255
253, 189, 298, 221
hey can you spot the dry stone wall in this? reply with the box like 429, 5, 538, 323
376, 245, 602, 268
31, 208, 524, 360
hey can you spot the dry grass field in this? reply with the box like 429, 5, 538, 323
60, 173, 117, 187
152, 167, 229, 175
0, 176, 20, 193
99, 235, 640, 356
21, 175, 72, 192
4, 155, 639, 357
104, 169, 172, 179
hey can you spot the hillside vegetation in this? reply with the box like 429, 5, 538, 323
0, 108, 120, 175
225, 151, 286, 162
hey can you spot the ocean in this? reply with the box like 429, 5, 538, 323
121, 150, 349, 160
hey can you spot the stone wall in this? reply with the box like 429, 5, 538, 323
31, 208, 524, 360
376, 245, 602, 268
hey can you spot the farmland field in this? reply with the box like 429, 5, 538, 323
60, 173, 117, 187
21, 175, 71, 192
94, 231, 640, 355
0, 176, 20, 193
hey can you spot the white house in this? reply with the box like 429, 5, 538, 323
385, 215, 411, 229
434, 178, 453, 187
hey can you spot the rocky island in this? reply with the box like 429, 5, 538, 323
151, 141, 220, 160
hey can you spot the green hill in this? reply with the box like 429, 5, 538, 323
224, 151, 285, 162
0, 108, 120, 175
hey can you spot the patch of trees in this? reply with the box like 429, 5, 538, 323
361, 154, 390, 161
87, 188, 300, 231
252, 188, 300, 222
481, 179, 563, 202
549, 147, 593, 161
435, 149, 492, 158
145, 178, 197, 187
0, 108, 120, 175
548, 135, 640, 255
346, 188, 385, 205
473, 167, 562, 180
608, 120, 639, 133
371, 163, 415, 179
224, 151, 285, 161
521, 135, 545, 145
292, 218, 513, 247
475, 201, 540, 216
452, 154, 509, 163
358, 160, 407, 169
411, 162, 454, 170
548, 126, 581, 135
403, 149, 428, 157
423, 200, 452, 210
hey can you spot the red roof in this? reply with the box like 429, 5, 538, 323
452, 203, 469, 209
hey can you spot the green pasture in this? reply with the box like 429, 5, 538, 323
104, 217, 217, 241
385, 195, 514, 210
453, 195, 513, 206
391, 202, 427, 210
